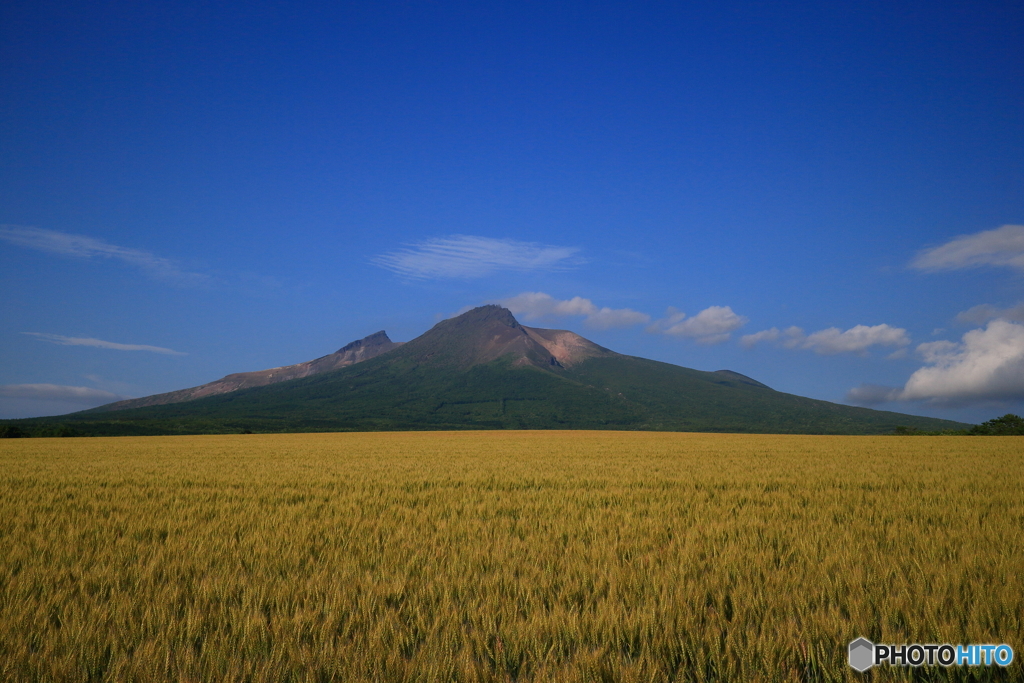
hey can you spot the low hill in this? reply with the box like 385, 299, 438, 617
6, 306, 967, 436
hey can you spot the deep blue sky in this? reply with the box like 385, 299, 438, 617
2, 0, 1022, 423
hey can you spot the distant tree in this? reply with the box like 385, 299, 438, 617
970, 414, 1024, 436
0, 425, 25, 438
892, 425, 921, 435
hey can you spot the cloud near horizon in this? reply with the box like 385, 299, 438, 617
847, 320, 1024, 407
0, 225, 209, 286
0, 384, 124, 403
741, 323, 910, 355
497, 292, 649, 329
24, 333, 186, 356
911, 224, 1024, 272
372, 235, 583, 279
648, 306, 748, 345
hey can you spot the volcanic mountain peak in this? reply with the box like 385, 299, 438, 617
67, 304, 968, 435
396, 306, 614, 370
335, 330, 393, 355
96, 306, 613, 414
452, 304, 521, 328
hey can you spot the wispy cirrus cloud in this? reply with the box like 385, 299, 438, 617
24, 333, 186, 356
497, 292, 650, 330
0, 225, 209, 286
911, 224, 1024, 272
648, 306, 748, 345
847, 320, 1024, 407
741, 323, 910, 355
372, 235, 583, 279
0, 384, 124, 403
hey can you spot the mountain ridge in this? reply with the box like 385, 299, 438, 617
18, 305, 968, 435
93, 330, 401, 412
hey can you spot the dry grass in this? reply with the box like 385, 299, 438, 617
0, 431, 1021, 682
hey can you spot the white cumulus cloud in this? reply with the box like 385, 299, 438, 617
801, 324, 911, 355
739, 328, 780, 348
372, 235, 583, 279
498, 292, 649, 329
898, 320, 1024, 404
956, 303, 1024, 325
742, 323, 909, 355
0, 384, 123, 403
0, 225, 208, 286
648, 306, 748, 345
24, 333, 186, 356
911, 224, 1024, 272
846, 320, 1024, 407
740, 326, 805, 349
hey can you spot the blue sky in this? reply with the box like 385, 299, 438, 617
1, 0, 1022, 424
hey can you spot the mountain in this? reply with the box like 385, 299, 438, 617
369, 304, 616, 370
14, 306, 967, 435
93, 331, 401, 411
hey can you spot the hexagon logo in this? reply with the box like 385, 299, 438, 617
848, 638, 875, 672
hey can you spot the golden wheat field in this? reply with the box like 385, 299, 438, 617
0, 431, 1020, 682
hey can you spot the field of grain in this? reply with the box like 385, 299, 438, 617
0, 432, 1020, 682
